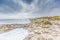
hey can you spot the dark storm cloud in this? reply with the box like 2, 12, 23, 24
22, 0, 33, 4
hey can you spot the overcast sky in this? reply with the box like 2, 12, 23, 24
0, 0, 60, 19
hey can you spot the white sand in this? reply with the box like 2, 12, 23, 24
0, 28, 29, 40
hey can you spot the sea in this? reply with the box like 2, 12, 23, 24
0, 19, 30, 24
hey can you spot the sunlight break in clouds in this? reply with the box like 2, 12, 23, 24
0, 0, 60, 19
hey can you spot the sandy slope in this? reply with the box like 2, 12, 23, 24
0, 16, 60, 40
0, 28, 29, 40
24, 16, 60, 40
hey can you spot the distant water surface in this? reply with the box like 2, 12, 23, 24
0, 19, 30, 24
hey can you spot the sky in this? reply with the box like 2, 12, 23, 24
0, 0, 60, 19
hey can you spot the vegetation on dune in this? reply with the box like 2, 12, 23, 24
41, 20, 52, 25
31, 16, 60, 20
48, 16, 60, 20
31, 19, 52, 25
31, 16, 60, 25
24, 16, 60, 40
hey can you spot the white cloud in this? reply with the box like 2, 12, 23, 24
0, 0, 60, 19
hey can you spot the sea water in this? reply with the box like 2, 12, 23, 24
0, 19, 30, 24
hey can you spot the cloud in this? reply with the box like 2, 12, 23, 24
0, 0, 60, 19
22, 0, 33, 4
0, 0, 22, 13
